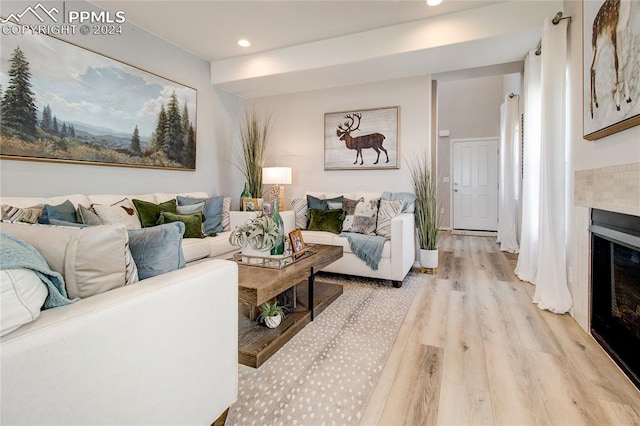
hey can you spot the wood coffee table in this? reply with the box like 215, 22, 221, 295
237, 244, 343, 368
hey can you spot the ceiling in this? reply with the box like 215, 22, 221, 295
91, 0, 505, 62
91, 0, 561, 97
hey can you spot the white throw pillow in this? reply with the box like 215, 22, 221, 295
0, 222, 137, 299
1, 269, 48, 336
92, 199, 141, 230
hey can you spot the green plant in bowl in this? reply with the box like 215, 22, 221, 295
257, 301, 286, 328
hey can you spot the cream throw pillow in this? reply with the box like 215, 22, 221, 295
92, 199, 141, 230
0, 222, 138, 299
0, 269, 48, 336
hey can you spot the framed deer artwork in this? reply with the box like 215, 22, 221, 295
583, 0, 640, 140
324, 106, 399, 170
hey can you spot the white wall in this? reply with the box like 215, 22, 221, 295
436, 75, 505, 228
0, 1, 244, 198
250, 76, 432, 204
564, 0, 640, 330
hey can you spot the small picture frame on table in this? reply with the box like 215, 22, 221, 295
242, 198, 258, 212
262, 202, 272, 216
289, 229, 305, 258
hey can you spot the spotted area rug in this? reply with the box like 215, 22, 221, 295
227, 273, 421, 426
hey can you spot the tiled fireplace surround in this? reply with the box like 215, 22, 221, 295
572, 162, 640, 331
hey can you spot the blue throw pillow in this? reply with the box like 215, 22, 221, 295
176, 195, 223, 235
39, 200, 77, 224
127, 222, 186, 280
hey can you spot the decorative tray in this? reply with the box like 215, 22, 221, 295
233, 244, 318, 269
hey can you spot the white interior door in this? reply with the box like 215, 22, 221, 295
452, 138, 499, 231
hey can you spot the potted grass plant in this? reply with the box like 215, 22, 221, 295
408, 151, 440, 271
233, 107, 272, 203
256, 301, 286, 329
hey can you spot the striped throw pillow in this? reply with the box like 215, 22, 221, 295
221, 197, 232, 231
1, 204, 43, 224
290, 198, 308, 229
375, 199, 404, 238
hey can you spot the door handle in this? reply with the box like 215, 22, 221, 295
454, 189, 458, 192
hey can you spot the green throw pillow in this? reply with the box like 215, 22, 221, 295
132, 199, 177, 228
158, 211, 205, 239
307, 208, 346, 235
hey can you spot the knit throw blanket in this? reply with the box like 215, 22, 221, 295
0, 233, 75, 309
339, 232, 387, 270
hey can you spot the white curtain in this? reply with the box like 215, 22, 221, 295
531, 18, 572, 313
515, 51, 542, 282
497, 94, 520, 253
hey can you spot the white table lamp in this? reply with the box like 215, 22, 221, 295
262, 167, 292, 206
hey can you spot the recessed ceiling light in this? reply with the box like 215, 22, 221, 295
238, 39, 251, 48
427, 0, 442, 6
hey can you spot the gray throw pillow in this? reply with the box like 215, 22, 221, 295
127, 222, 186, 280
77, 205, 103, 226
176, 195, 223, 235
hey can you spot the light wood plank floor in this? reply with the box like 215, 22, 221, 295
361, 233, 640, 426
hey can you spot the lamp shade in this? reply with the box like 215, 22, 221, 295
262, 167, 292, 185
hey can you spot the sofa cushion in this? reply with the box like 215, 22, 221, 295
176, 195, 223, 235
0, 269, 48, 337
342, 197, 380, 235
1, 204, 42, 223
93, 199, 142, 230
0, 222, 137, 299
376, 199, 404, 238
307, 208, 345, 235
39, 200, 77, 224
77, 205, 103, 226
127, 222, 186, 280
158, 211, 205, 239
331, 235, 391, 259
132, 199, 177, 228
182, 238, 212, 263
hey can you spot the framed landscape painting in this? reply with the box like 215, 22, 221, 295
583, 0, 640, 140
0, 22, 197, 170
324, 106, 399, 171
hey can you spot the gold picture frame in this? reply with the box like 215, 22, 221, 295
289, 229, 306, 258
242, 198, 259, 212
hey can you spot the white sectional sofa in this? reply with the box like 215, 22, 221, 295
0, 192, 241, 425
283, 191, 415, 287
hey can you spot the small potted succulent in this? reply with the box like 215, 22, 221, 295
229, 215, 280, 262
256, 301, 286, 329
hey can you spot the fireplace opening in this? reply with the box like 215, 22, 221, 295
590, 209, 640, 389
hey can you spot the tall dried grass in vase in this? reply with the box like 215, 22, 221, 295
408, 151, 439, 250
233, 108, 272, 199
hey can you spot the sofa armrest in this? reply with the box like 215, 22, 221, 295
281, 210, 295, 234
229, 211, 258, 229
0, 260, 238, 425
390, 213, 416, 281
